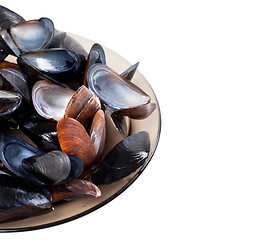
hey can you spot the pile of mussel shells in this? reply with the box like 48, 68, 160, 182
0, 6, 156, 223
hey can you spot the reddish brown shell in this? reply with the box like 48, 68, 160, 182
89, 109, 106, 173
116, 102, 157, 119
49, 179, 101, 202
0, 60, 20, 70
64, 85, 100, 121
57, 117, 96, 176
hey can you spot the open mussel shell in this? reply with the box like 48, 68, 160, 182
9, 18, 54, 54
0, 171, 52, 223
0, 68, 30, 102
17, 49, 81, 85
0, 135, 83, 185
57, 117, 96, 176
49, 179, 101, 202
87, 64, 153, 119
0, 6, 25, 29
64, 85, 101, 121
32, 80, 74, 121
0, 90, 22, 117
0, 27, 20, 56
92, 131, 150, 185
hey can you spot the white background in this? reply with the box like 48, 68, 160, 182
2, 0, 276, 239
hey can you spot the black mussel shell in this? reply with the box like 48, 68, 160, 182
59, 34, 88, 60
87, 64, 150, 115
110, 113, 129, 138
9, 18, 54, 54
17, 49, 81, 86
50, 31, 87, 60
0, 27, 20, 56
0, 6, 25, 29
88, 43, 106, 67
16, 115, 60, 151
120, 62, 139, 81
0, 90, 22, 117
22, 150, 70, 185
0, 68, 30, 102
0, 135, 83, 185
0, 135, 43, 183
0, 170, 52, 223
49, 30, 67, 48
0, 49, 8, 63
0, 6, 24, 60
92, 131, 150, 185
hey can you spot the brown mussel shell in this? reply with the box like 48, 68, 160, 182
116, 102, 157, 120
49, 179, 101, 202
57, 117, 96, 176
64, 85, 101, 121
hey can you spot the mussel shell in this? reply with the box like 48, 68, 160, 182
116, 102, 157, 120
0, 135, 43, 184
64, 85, 101, 121
92, 131, 150, 185
0, 27, 20, 56
49, 30, 66, 47
0, 49, 8, 63
22, 150, 71, 185
0, 68, 30, 102
0, 6, 25, 29
87, 64, 150, 113
10, 18, 54, 53
90, 109, 106, 158
17, 49, 81, 85
32, 80, 74, 121
0, 135, 83, 185
110, 113, 130, 138
0, 90, 22, 117
87, 43, 106, 67
59, 34, 88, 60
49, 179, 101, 202
57, 117, 96, 176
16, 116, 60, 151
0, 171, 51, 223
84, 43, 106, 86
120, 62, 139, 81
0, 60, 20, 70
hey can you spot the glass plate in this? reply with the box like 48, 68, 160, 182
0, 33, 161, 232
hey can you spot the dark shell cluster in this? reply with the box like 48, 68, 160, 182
0, 6, 155, 223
